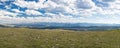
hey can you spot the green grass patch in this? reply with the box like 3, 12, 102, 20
0, 28, 120, 48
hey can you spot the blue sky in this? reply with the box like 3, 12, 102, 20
0, 0, 120, 24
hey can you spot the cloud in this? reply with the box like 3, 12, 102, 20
0, 0, 120, 24
25, 9, 42, 15
0, 10, 17, 16
0, 13, 91, 24
102, 0, 115, 2
14, 0, 48, 9
0, 0, 8, 2
75, 0, 94, 9
11, 9, 21, 13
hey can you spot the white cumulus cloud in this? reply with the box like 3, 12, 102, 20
25, 10, 42, 15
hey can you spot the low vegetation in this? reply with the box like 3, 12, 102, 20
0, 28, 120, 48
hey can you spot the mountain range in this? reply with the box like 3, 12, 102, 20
1, 22, 120, 31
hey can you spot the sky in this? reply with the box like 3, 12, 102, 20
0, 0, 120, 24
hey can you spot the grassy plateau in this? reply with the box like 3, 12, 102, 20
0, 28, 120, 48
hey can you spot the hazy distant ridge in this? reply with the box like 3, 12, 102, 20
9, 22, 120, 31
